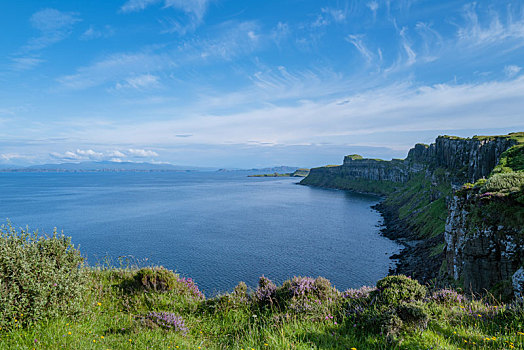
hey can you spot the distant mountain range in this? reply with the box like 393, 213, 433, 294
217, 166, 299, 173
0, 161, 216, 172
0, 161, 301, 173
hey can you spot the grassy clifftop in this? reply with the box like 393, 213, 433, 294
1, 227, 524, 350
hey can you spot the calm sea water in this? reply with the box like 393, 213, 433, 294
0, 172, 400, 294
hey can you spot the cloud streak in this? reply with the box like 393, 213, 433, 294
25, 8, 81, 51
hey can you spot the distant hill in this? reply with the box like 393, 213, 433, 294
217, 166, 300, 173
2, 161, 216, 172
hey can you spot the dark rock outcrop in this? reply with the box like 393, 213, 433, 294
300, 133, 523, 294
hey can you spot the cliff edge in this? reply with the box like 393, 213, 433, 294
300, 132, 524, 297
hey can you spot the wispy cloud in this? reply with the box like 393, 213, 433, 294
25, 8, 81, 51
57, 52, 172, 90
346, 35, 375, 64
10, 57, 44, 71
57, 21, 260, 90
504, 65, 521, 78
457, 3, 524, 48
122, 0, 211, 34
49, 148, 159, 162
114, 74, 161, 90
399, 27, 416, 66
312, 6, 347, 28
80, 25, 115, 40
0, 153, 32, 162
120, 0, 159, 13
367, 1, 379, 19
52, 76, 524, 151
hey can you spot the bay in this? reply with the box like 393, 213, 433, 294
0, 172, 400, 295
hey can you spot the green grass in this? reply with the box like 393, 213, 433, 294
2, 268, 524, 349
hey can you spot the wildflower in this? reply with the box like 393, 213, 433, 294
146, 312, 188, 335
101, 335, 104, 339
68, 332, 71, 335
97, 302, 102, 306
93, 340, 96, 343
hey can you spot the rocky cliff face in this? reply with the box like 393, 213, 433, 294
340, 158, 410, 183
301, 133, 523, 295
308, 135, 517, 187
405, 136, 517, 182
445, 193, 523, 294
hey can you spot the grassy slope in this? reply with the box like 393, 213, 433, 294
2, 268, 524, 350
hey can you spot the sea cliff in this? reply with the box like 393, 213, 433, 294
300, 132, 524, 297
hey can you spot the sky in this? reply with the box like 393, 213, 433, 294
1, 0, 524, 168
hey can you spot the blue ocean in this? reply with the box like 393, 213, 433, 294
0, 172, 400, 295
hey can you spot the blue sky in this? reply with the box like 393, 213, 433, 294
1, 0, 524, 168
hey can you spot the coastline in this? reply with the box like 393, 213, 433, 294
300, 182, 442, 284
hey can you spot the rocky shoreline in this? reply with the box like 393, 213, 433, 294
373, 201, 444, 285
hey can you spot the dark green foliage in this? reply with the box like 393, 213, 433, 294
481, 172, 524, 193
492, 144, 524, 173
134, 266, 178, 292
0, 223, 87, 329
344, 154, 364, 160
375, 275, 427, 306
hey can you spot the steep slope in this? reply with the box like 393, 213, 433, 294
300, 132, 524, 296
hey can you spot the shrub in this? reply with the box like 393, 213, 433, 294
375, 275, 427, 306
342, 286, 377, 299
481, 172, 524, 193
231, 281, 249, 303
431, 288, 465, 304
177, 277, 205, 299
135, 267, 178, 292
395, 302, 429, 331
0, 223, 87, 329
254, 276, 277, 307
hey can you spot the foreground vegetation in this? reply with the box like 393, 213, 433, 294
1, 224, 524, 349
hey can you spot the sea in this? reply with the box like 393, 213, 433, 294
0, 171, 401, 295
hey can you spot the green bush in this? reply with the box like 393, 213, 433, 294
481, 172, 524, 193
374, 275, 427, 306
134, 266, 178, 292
0, 223, 87, 329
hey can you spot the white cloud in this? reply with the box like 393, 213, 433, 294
114, 74, 161, 90
120, 0, 160, 13
108, 150, 126, 158
271, 22, 290, 45
80, 25, 114, 40
26, 8, 81, 51
347, 35, 375, 64
57, 52, 172, 90
367, 1, 379, 16
122, 0, 211, 34
55, 76, 524, 150
457, 3, 524, 48
50, 149, 103, 161
399, 27, 416, 66
57, 21, 260, 90
0, 153, 30, 162
322, 7, 346, 23
10, 57, 44, 71
127, 149, 159, 157
504, 65, 521, 78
